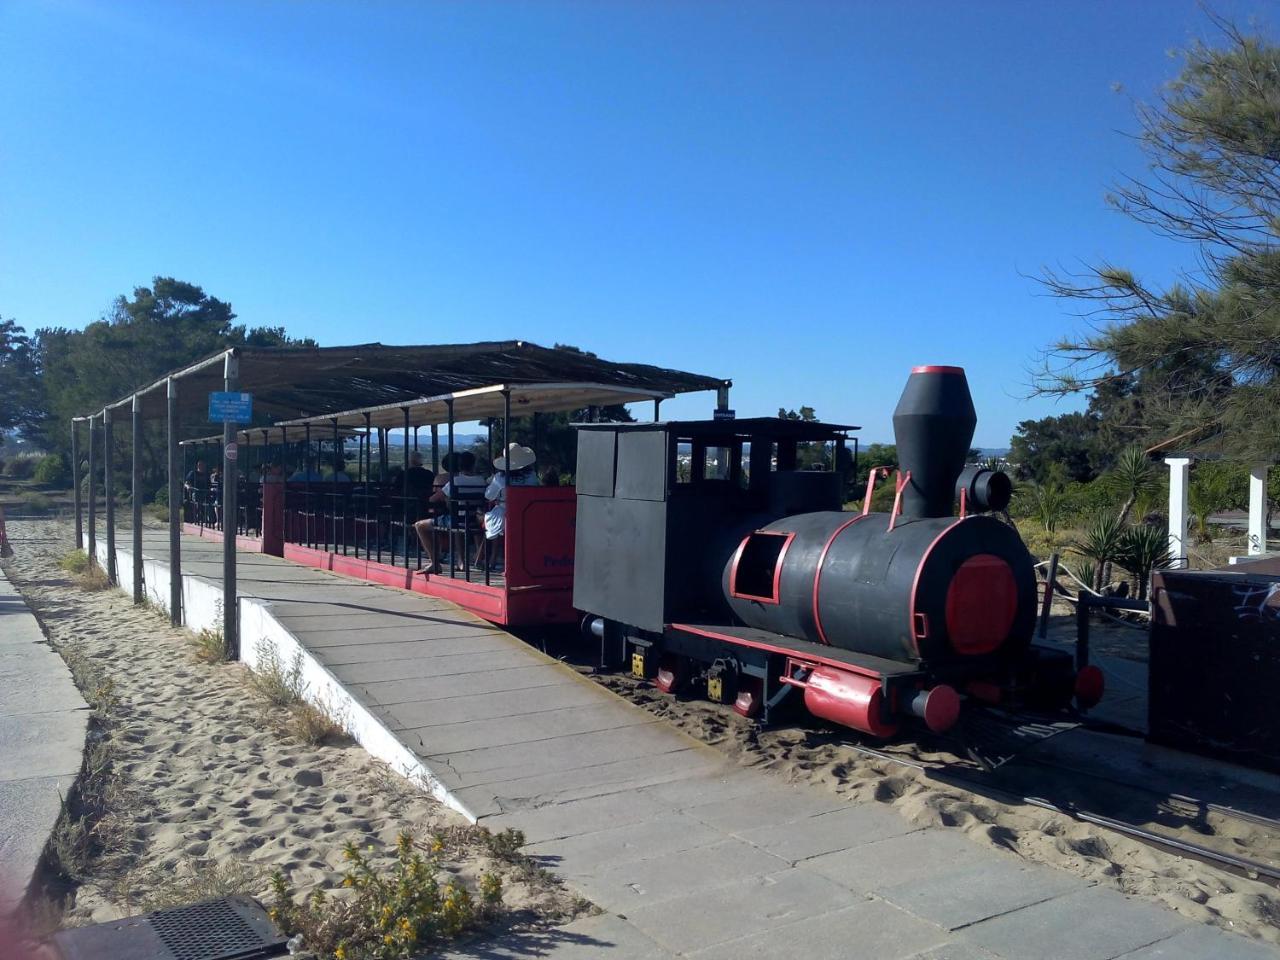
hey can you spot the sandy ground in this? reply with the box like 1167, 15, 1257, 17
2, 519, 586, 942
585, 667, 1280, 945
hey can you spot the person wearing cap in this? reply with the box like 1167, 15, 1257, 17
480, 443, 539, 570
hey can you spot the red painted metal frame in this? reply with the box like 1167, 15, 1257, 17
181, 522, 263, 553
670, 622, 884, 680
728, 531, 796, 605
906, 517, 965, 658
887, 469, 912, 533
861, 467, 890, 516
811, 514, 871, 646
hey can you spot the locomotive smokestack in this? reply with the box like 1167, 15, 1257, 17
892, 366, 976, 519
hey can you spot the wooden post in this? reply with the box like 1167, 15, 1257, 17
222, 352, 240, 659
71, 419, 83, 550
131, 394, 143, 603
104, 406, 116, 584
87, 415, 97, 565
168, 378, 182, 625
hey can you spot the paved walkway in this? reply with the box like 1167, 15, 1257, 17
0, 567, 89, 920
92, 527, 1276, 959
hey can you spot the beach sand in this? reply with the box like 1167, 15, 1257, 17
2, 518, 587, 941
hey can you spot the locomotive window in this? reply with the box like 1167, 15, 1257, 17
704, 446, 731, 481
730, 531, 794, 604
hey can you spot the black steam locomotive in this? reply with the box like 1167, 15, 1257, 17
573, 365, 1103, 738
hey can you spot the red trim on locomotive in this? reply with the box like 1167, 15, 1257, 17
810, 514, 873, 646
910, 365, 965, 375
906, 517, 966, 659
728, 531, 797, 605
670, 622, 886, 679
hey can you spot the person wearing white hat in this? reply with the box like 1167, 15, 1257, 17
481, 442, 539, 570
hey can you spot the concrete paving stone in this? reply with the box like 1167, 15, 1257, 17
341, 663, 575, 705
687, 897, 952, 960
905, 944, 1001, 960
961, 888, 1190, 960
320, 647, 540, 684
0, 710, 88, 782
406, 702, 654, 756
803, 828, 994, 894
438, 911, 675, 959
0, 654, 88, 718
683, 783, 846, 833
523, 811, 724, 873
457, 750, 726, 818
880, 858, 1087, 931
375, 680, 609, 730
0, 774, 76, 906
426, 721, 682, 776
574, 838, 790, 912
1115, 925, 1280, 959
275, 612, 493, 636
304, 633, 518, 666
631, 769, 767, 810
483, 788, 672, 845
735, 801, 918, 863
624, 866, 862, 954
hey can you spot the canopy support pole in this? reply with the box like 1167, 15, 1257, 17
222, 352, 240, 660
653, 398, 661, 422
431, 425, 439, 472
71, 419, 82, 550
332, 418, 340, 554
104, 406, 116, 584
131, 394, 143, 603
402, 408, 411, 567
87, 416, 97, 564
168, 379, 182, 625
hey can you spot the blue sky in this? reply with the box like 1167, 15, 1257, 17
1, 1, 1270, 445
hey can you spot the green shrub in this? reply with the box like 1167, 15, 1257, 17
269, 832, 501, 959
59, 550, 90, 574
33, 453, 70, 487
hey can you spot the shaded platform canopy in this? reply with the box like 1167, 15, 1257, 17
276, 382, 675, 431
78, 341, 728, 428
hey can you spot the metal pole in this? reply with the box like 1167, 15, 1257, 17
104, 406, 117, 584
86, 415, 97, 565
168, 378, 182, 625
131, 394, 143, 603
1038, 552, 1059, 640
222, 352, 239, 659
332, 418, 340, 554
447, 400, 455, 577
430, 424, 439, 472
71, 420, 83, 550
402, 408, 410, 567
653, 398, 661, 422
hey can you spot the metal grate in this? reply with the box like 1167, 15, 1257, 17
53, 895, 287, 960
149, 896, 283, 960
959, 710, 1080, 771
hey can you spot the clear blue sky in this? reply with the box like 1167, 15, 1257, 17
1, 1, 1270, 445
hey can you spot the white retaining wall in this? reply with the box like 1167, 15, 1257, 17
92, 535, 474, 821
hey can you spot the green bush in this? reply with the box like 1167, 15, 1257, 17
33, 453, 69, 487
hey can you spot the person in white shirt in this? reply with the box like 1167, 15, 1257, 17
481, 443, 539, 570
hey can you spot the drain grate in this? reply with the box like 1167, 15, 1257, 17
53, 895, 288, 960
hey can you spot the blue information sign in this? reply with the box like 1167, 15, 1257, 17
208, 391, 253, 423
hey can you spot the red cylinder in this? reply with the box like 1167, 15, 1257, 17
803, 666, 898, 738
1074, 665, 1105, 708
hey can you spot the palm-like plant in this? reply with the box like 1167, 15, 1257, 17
1187, 467, 1233, 543
1075, 513, 1126, 592
1108, 446, 1157, 527
1115, 523, 1172, 601
1031, 482, 1066, 535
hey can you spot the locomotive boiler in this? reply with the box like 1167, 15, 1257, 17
573, 365, 1102, 738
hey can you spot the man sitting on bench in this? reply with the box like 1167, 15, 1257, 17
412, 451, 485, 573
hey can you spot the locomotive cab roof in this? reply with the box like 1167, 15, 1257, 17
574, 416, 857, 441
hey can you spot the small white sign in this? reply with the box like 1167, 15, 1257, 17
225, 442, 238, 462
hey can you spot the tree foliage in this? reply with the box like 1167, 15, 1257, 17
0, 318, 42, 443
1009, 412, 1103, 483
1035, 15, 1280, 457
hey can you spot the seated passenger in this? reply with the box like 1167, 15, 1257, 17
413, 451, 485, 573
481, 443, 539, 570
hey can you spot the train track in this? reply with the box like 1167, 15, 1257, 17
844, 736, 1280, 889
